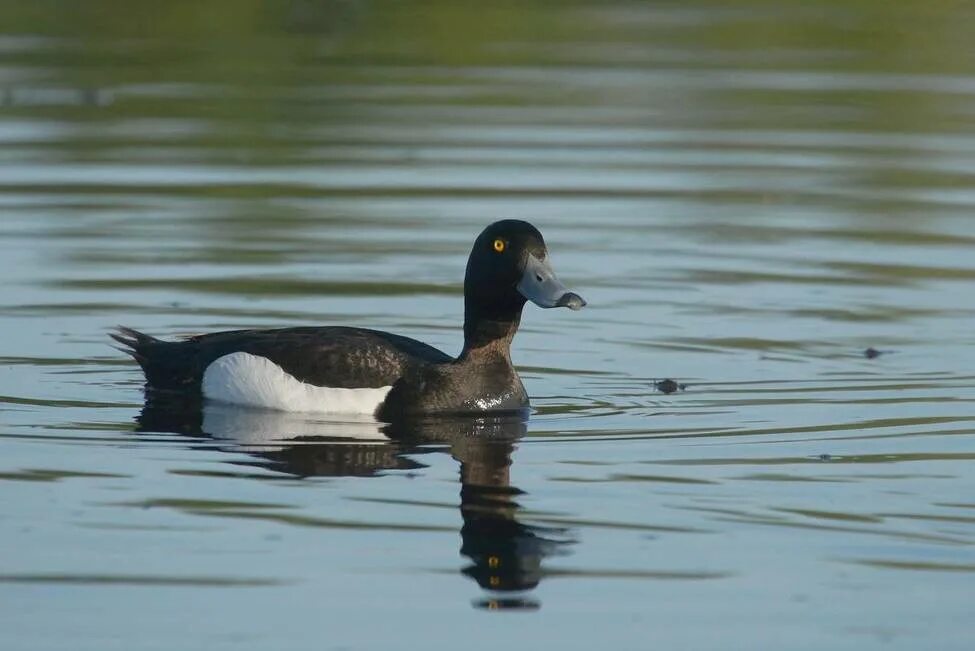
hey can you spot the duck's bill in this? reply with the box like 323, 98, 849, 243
517, 253, 586, 310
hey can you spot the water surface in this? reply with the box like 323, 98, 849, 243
2, 1, 975, 649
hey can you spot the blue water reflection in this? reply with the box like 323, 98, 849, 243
137, 399, 574, 608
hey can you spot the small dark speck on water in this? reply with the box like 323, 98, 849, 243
818, 454, 833, 462
654, 379, 687, 394
864, 347, 885, 359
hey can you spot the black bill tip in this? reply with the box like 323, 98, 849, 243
556, 292, 586, 311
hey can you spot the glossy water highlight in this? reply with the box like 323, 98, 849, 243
2, 1, 975, 649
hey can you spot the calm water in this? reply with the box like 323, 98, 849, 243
2, 1, 975, 649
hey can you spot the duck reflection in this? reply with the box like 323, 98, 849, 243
451, 434, 571, 599
136, 398, 574, 608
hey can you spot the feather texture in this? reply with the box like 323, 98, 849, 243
202, 352, 392, 415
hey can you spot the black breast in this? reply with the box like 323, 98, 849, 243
378, 354, 529, 420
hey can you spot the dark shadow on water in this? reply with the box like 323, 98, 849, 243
136, 396, 574, 609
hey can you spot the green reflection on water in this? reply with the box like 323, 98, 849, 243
0, 573, 288, 586
0, 467, 128, 482
2, 0, 975, 637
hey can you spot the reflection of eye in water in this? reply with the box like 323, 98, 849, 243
135, 398, 576, 605
460, 481, 573, 594
450, 435, 575, 598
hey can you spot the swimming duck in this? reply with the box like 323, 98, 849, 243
112, 220, 585, 421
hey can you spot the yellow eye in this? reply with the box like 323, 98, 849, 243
492, 238, 506, 253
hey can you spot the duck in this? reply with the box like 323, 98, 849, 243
112, 219, 585, 421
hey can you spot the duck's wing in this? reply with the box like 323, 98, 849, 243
113, 326, 452, 394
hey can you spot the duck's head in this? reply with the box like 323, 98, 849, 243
463, 220, 585, 348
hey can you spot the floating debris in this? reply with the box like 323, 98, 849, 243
654, 379, 687, 394
864, 347, 884, 359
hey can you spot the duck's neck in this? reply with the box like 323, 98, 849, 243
460, 309, 522, 362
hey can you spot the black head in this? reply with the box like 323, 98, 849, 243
463, 220, 585, 350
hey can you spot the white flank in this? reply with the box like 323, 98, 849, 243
202, 352, 392, 415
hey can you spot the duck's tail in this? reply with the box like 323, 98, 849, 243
110, 325, 160, 368
111, 326, 203, 392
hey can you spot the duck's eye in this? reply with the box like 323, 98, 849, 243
492, 238, 506, 253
